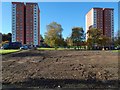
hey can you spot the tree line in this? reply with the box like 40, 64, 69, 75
43, 22, 120, 50
1, 21, 120, 50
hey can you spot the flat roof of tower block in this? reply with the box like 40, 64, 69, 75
26, 3, 40, 11
12, 2, 24, 4
92, 7, 114, 10
12, 2, 39, 6
26, 3, 38, 5
86, 7, 114, 14
103, 8, 114, 10
86, 7, 103, 14
93, 7, 103, 9
12, 2, 40, 12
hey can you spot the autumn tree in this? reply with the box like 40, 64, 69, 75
2, 33, 12, 42
114, 30, 120, 47
98, 35, 111, 48
114, 37, 120, 47
65, 37, 73, 48
86, 38, 93, 49
87, 28, 102, 49
44, 22, 64, 48
40, 34, 44, 46
71, 27, 85, 49
87, 28, 113, 50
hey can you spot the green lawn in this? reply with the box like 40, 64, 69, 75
0, 49, 20, 55
112, 50, 120, 53
37, 48, 67, 51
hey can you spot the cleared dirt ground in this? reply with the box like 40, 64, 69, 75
2, 50, 120, 89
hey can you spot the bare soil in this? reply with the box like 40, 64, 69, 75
2, 50, 120, 89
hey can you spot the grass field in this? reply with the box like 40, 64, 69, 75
0, 48, 119, 55
0, 49, 20, 55
112, 50, 120, 52
37, 47, 67, 51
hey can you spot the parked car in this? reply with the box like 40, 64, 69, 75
1, 43, 9, 49
1, 42, 22, 49
20, 45, 29, 50
115, 46, 120, 50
